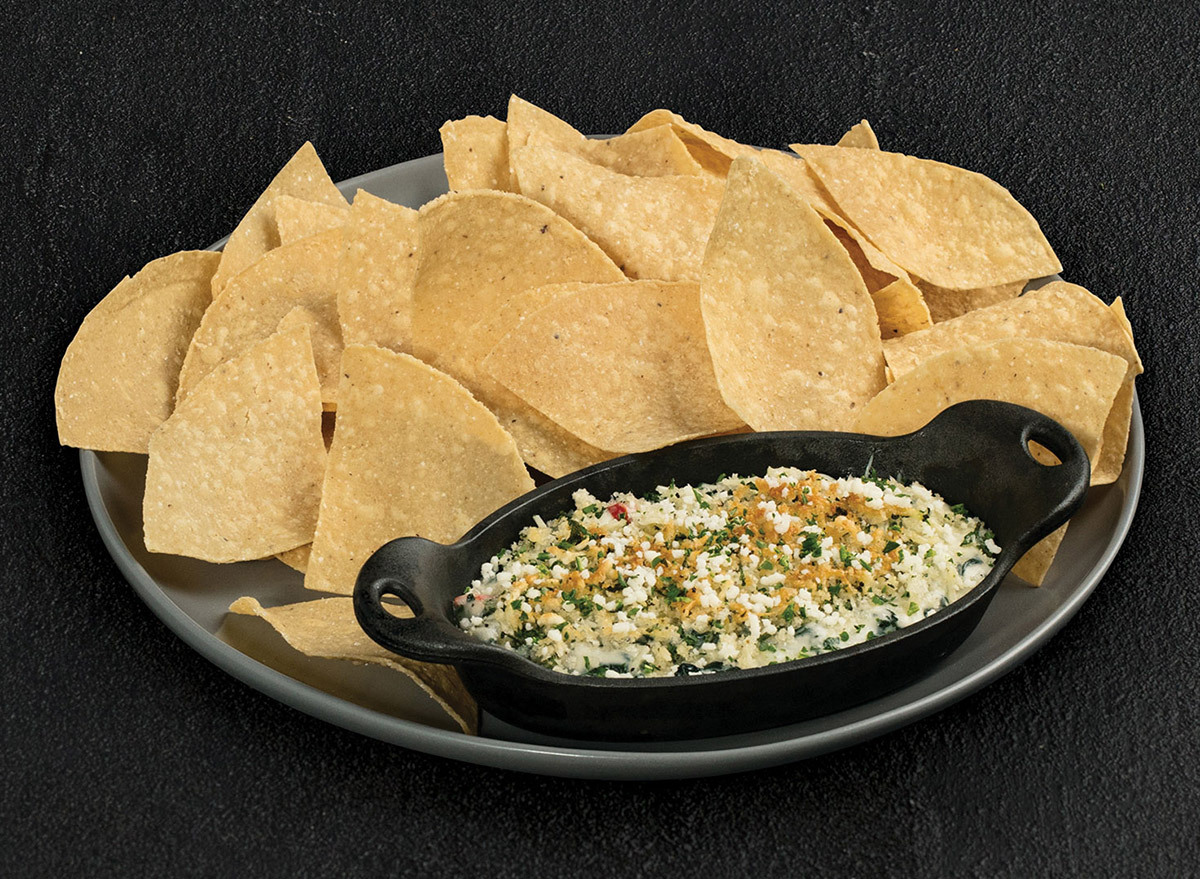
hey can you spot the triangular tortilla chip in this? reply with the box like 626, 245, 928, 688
871, 278, 933, 338
211, 142, 347, 296
143, 325, 325, 562
439, 115, 513, 191
462, 286, 612, 477
625, 108, 759, 176
229, 596, 477, 734
336, 191, 417, 353
917, 279, 1026, 323
411, 190, 624, 384
837, 119, 880, 149
56, 251, 218, 452
276, 544, 311, 572
511, 141, 725, 281
701, 158, 887, 430
177, 229, 344, 407
484, 281, 744, 453
305, 346, 534, 596
854, 339, 1128, 474
791, 144, 1061, 288
507, 96, 702, 177
274, 195, 349, 245
884, 281, 1143, 383
1012, 523, 1069, 587
759, 150, 914, 289
1094, 379, 1136, 485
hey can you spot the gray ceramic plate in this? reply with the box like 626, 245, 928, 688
80, 153, 1144, 780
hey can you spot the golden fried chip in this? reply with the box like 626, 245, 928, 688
305, 346, 534, 596
626, 108, 759, 176
210, 142, 346, 296
884, 281, 1143, 484
918, 279, 1026, 323
411, 190, 624, 383
885, 281, 1143, 382
854, 339, 1128, 476
143, 325, 325, 562
1094, 296, 1141, 484
439, 115, 513, 191
484, 281, 744, 453
177, 229, 344, 407
872, 278, 933, 338
791, 144, 1061, 288
1012, 524, 1069, 587
1094, 380, 1136, 484
276, 544, 311, 572
56, 251, 218, 453
758, 150, 913, 289
461, 285, 611, 477
837, 119, 880, 150
587, 126, 705, 176
511, 141, 724, 281
700, 158, 886, 431
229, 596, 477, 734
1111, 297, 1136, 342
274, 194, 349, 245
507, 96, 702, 176
336, 191, 417, 353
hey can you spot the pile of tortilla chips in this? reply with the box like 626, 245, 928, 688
55, 96, 1143, 735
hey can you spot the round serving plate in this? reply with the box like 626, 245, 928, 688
80, 151, 1144, 780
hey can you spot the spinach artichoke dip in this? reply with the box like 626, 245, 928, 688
456, 469, 1000, 678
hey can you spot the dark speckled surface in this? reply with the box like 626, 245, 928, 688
2, 1, 1198, 876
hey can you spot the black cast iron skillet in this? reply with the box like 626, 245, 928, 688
354, 401, 1090, 742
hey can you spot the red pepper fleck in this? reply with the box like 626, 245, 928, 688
607, 503, 628, 521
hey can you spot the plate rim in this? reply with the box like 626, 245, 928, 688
78, 151, 1145, 780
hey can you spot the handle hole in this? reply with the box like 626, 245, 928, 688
381, 596, 414, 620
377, 581, 418, 619
1027, 439, 1063, 467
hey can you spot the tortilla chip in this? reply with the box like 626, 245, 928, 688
758, 150, 913, 288
587, 126, 705, 176
507, 96, 702, 177
1094, 297, 1141, 483
274, 195, 349, 245
211, 142, 347, 296
790, 144, 1061, 288
626, 108, 759, 176
229, 596, 477, 734
885, 281, 1144, 382
837, 119, 880, 150
918, 279, 1026, 323
336, 191, 417, 354
700, 157, 887, 431
143, 325, 325, 562
439, 115, 513, 191
411, 190, 624, 384
276, 544, 311, 572
1012, 523, 1068, 587
872, 278, 933, 338
305, 346, 534, 596
1094, 379, 1136, 485
511, 141, 725, 281
177, 229, 344, 407
854, 339, 1128, 475
462, 285, 611, 477
484, 281, 744, 453
1111, 297, 1135, 341
56, 251, 218, 453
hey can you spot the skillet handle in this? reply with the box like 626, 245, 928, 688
353, 535, 521, 668
903, 400, 1091, 549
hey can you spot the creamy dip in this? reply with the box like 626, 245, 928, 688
457, 468, 999, 678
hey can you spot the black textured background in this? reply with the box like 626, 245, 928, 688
3, 2, 1198, 876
